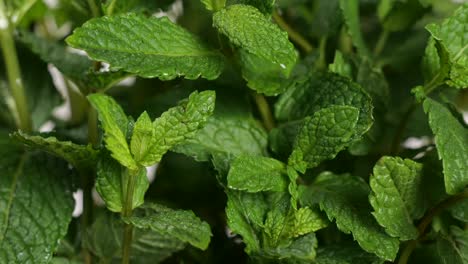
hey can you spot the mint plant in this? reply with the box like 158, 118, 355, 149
0, 0, 467, 263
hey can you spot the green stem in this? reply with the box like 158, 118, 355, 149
318, 36, 328, 69
339, 26, 353, 54
254, 93, 275, 131
398, 190, 468, 264
373, 29, 389, 57
0, 1, 32, 132
87, 0, 100, 18
272, 10, 313, 53
80, 169, 93, 264
121, 168, 139, 264
106, 0, 117, 16
66, 80, 87, 125
390, 102, 417, 155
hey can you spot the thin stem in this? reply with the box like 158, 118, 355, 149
0, 1, 32, 132
318, 36, 328, 69
87, 106, 99, 146
390, 102, 417, 155
80, 169, 93, 264
339, 26, 353, 54
87, 0, 100, 18
66, 80, 87, 125
254, 93, 275, 131
272, 10, 313, 53
398, 190, 468, 264
373, 29, 389, 57
121, 168, 139, 264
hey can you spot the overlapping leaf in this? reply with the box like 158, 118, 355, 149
124, 203, 212, 250
299, 172, 400, 260
0, 135, 74, 263
66, 13, 224, 80
369, 156, 424, 240
11, 131, 98, 169
424, 98, 468, 194
288, 106, 360, 172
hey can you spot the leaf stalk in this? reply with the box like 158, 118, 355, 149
0, 0, 32, 132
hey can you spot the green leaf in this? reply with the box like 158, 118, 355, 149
19, 30, 128, 93
339, 0, 369, 56
288, 106, 360, 172
423, 98, 468, 194
124, 203, 212, 250
226, 191, 267, 253
227, 0, 276, 14
227, 154, 288, 192
87, 93, 137, 170
378, 0, 429, 32
369, 156, 424, 240
0, 136, 74, 263
450, 200, 468, 222
83, 211, 185, 263
269, 120, 303, 160
130, 111, 154, 164
275, 71, 373, 142
437, 226, 468, 264
173, 92, 267, 161
225, 190, 267, 253
238, 49, 289, 95
259, 233, 318, 261
213, 4, 297, 79
137, 90, 215, 166
315, 243, 384, 264
11, 131, 98, 169
282, 207, 329, 238
201, 0, 226, 11
95, 156, 148, 213
425, 4, 468, 89
329, 51, 353, 78
356, 58, 390, 109
299, 172, 400, 260
66, 13, 224, 80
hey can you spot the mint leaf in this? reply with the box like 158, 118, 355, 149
227, 154, 288, 192
66, 13, 224, 80
329, 50, 353, 78
315, 243, 384, 264
238, 49, 289, 95
299, 172, 400, 260
275, 71, 373, 142
130, 111, 154, 164
11, 131, 98, 169
87, 93, 137, 170
437, 226, 468, 264
426, 4, 468, 89
83, 211, 185, 262
201, 0, 226, 11
423, 98, 468, 194
369, 156, 424, 240
173, 93, 267, 161
282, 207, 329, 238
213, 4, 297, 81
288, 106, 360, 172
124, 203, 212, 250
95, 156, 149, 213
225, 191, 267, 253
339, 0, 369, 56
19, 30, 128, 93
137, 90, 215, 166
0, 137, 73, 263
227, 0, 276, 14
259, 233, 318, 261
451, 200, 468, 222
309, 0, 342, 38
